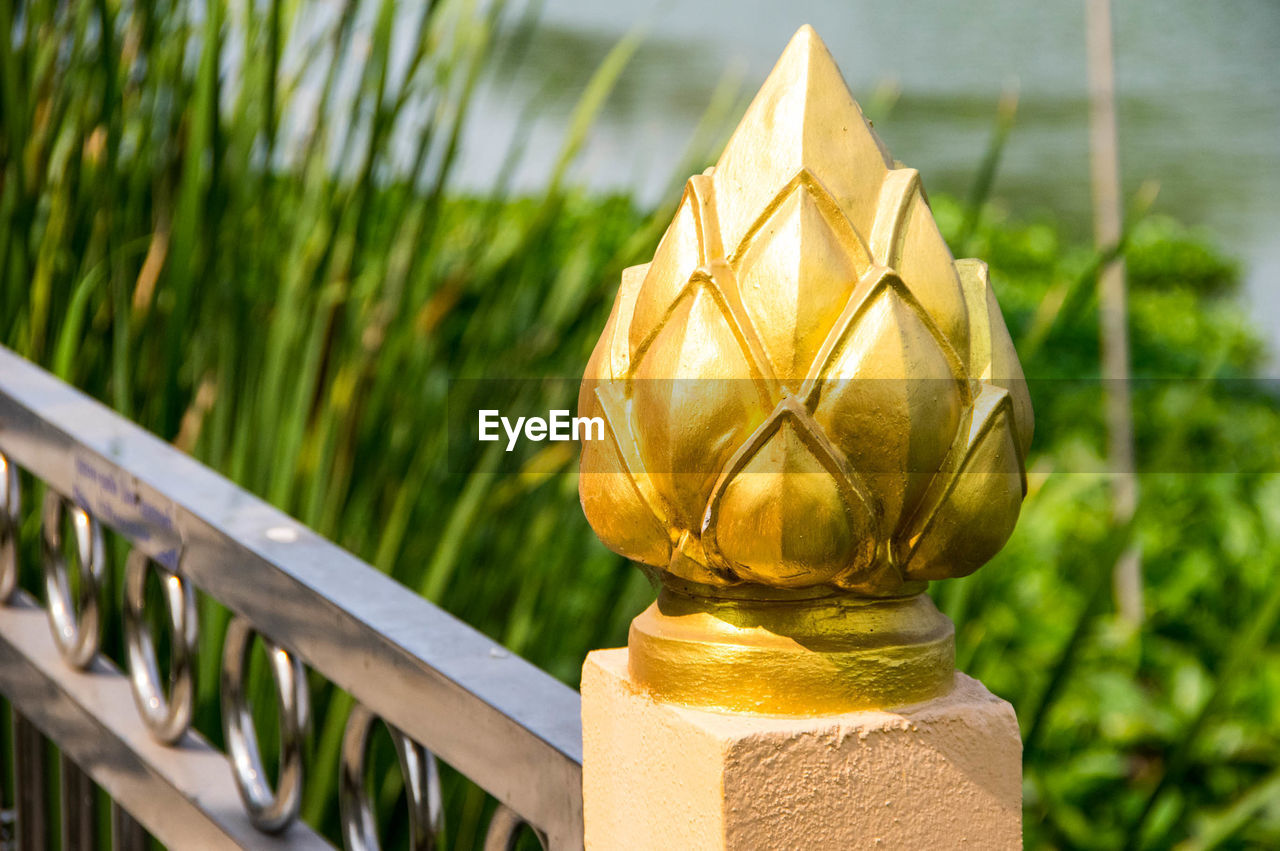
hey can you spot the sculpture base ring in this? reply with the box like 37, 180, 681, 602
627, 585, 955, 716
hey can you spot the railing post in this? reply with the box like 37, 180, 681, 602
577, 26, 1027, 849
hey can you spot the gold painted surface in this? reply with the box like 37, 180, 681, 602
578, 25, 1033, 713
629, 584, 955, 715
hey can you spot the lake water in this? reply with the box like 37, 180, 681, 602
455, 0, 1280, 374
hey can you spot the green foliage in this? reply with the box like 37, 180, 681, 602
0, 0, 660, 844
2, 1, 1279, 848
1126, 216, 1242, 297
931, 196, 1280, 849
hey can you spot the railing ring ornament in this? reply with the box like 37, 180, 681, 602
220, 615, 310, 833
0, 451, 19, 602
41, 491, 106, 668
340, 702, 444, 850
483, 805, 547, 851
124, 547, 198, 744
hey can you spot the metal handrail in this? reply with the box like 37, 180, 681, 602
0, 345, 584, 848
0, 590, 332, 849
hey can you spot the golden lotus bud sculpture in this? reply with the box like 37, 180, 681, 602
578, 26, 1033, 715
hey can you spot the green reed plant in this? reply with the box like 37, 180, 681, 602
0, 0, 678, 842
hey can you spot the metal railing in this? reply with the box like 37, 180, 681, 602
0, 345, 584, 849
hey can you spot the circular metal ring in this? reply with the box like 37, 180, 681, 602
0, 452, 19, 603
41, 491, 106, 669
124, 548, 198, 744
483, 805, 547, 851
221, 616, 310, 834
340, 703, 443, 851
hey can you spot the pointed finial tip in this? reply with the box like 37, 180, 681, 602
774, 24, 846, 83
786, 24, 823, 51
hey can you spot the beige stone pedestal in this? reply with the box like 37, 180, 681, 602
582, 648, 1022, 850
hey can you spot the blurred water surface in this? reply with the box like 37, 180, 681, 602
455, 0, 1280, 371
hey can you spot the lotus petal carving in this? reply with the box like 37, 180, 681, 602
578, 26, 1032, 596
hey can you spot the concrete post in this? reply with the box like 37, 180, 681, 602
583, 650, 1021, 850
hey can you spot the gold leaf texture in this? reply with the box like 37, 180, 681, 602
579, 25, 1033, 595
